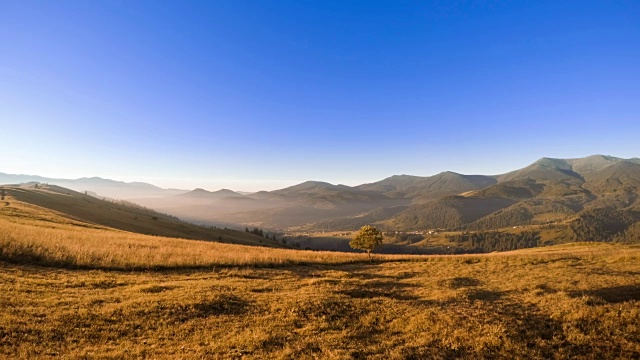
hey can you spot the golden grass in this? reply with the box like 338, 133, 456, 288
2, 244, 639, 359
0, 198, 423, 269
1, 197, 639, 358
4, 186, 286, 247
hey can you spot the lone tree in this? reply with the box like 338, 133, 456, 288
350, 225, 383, 261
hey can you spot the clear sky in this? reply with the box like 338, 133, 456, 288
1, 1, 639, 191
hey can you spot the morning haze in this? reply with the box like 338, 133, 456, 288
1, 1, 639, 358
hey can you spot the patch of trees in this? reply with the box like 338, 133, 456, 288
246, 227, 265, 237
613, 222, 640, 244
475, 181, 540, 199
394, 197, 515, 231
468, 207, 533, 230
393, 202, 463, 230
448, 231, 540, 253
569, 208, 640, 242
539, 224, 566, 230
525, 198, 577, 216
246, 227, 277, 240
393, 233, 424, 244
244, 227, 293, 245
111, 199, 149, 209
467, 199, 578, 231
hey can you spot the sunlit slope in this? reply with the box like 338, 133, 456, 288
388, 156, 640, 231
0, 194, 390, 269
128, 155, 640, 232
2, 185, 283, 248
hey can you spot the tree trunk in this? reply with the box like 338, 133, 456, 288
367, 250, 371, 262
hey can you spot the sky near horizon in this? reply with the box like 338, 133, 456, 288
1, 1, 639, 191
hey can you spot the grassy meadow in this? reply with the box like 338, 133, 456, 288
1, 196, 639, 358
0, 197, 382, 269
4, 185, 285, 248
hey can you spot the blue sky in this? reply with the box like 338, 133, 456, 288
1, 1, 639, 191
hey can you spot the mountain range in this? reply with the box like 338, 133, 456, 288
0, 173, 187, 199
3, 155, 640, 241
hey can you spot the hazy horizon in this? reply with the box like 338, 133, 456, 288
2, 1, 639, 191
2, 152, 638, 193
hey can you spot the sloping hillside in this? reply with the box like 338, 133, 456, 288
389, 196, 515, 230
4, 154, 638, 234
2, 184, 285, 248
388, 155, 640, 232
357, 172, 497, 201
137, 180, 410, 230
582, 161, 640, 195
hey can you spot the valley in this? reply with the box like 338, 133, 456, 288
129, 156, 640, 244
9, 154, 637, 254
5, 155, 640, 254
1, 157, 639, 358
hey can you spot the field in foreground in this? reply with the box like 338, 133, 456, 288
2, 243, 639, 359
1, 192, 639, 358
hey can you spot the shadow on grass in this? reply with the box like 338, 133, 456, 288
533, 283, 558, 295
438, 276, 482, 289
337, 283, 420, 301
164, 294, 250, 322
467, 289, 505, 302
327, 265, 422, 281
587, 268, 640, 277
526, 256, 582, 265
66, 279, 130, 289
570, 285, 640, 303
140, 285, 177, 294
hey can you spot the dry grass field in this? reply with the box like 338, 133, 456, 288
0, 197, 383, 269
1, 196, 640, 358
3, 185, 285, 248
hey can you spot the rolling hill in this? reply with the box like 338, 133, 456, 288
215, 155, 640, 243
134, 179, 410, 230
3, 155, 640, 245
132, 171, 500, 230
0, 184, 285, 248
356, 172, 497, 200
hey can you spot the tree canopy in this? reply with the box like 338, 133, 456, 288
350, 225, 383, 260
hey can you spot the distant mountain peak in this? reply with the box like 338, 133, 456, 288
392, 174, 416, 178
597, 154, 616, 160
301, 180, 334, 186
438, 170, 463, 177
532, 157, 572, 169
274, 180, 339, 194
213, 188, 240, 195
192, 188, 210, 193
571, 154, 619, 162
181, 188, 240, 198
499, 158, 577, 182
